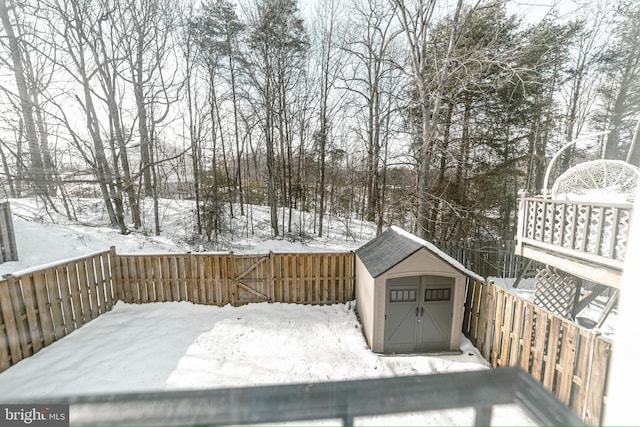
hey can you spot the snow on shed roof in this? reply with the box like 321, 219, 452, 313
355, 226, 485, 282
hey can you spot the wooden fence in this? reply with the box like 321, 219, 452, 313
0, 250, 355, 374
114, 252, 355, 306
463, 280, 612, 425
0, 249, 117, 373
1, 247, 612, 425
434, 240, 539, 278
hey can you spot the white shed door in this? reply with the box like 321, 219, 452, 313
384, 275, 454, 353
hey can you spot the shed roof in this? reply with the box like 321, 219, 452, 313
355, 226, 485, 282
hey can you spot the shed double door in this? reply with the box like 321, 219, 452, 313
384, 275, 454, 353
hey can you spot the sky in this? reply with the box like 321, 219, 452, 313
507, 0, 578, 19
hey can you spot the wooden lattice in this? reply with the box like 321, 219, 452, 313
521, 198, 632, 262
533, 267, 577, 318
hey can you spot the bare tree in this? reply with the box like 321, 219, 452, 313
311, 0, 346, 237
42, 0, 129, 232
560, 4, 608, 170
342, 0, 400, 231
246, 0, 308, 237
0, 0, 55, 200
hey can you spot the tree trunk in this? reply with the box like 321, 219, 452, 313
0, 0, 49, 197
0, 141, 16, 197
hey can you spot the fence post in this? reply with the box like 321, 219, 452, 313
109, 246, 123, 304
269, 251, 275, 303
187, 252, 197, 304
481, 282, 495, 361
229, 252, 238, 306
583, 332, 610, 425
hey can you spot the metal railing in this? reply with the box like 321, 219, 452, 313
24, 367, 583, 426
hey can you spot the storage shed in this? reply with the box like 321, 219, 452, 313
355, 226, 483, 354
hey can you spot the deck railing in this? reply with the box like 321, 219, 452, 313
515, 197, 632, 283
20, 367, 583, 426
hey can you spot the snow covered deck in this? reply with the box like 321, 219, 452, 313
515, 197, 633, 288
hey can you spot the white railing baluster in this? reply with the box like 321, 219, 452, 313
517, 197, 632, 275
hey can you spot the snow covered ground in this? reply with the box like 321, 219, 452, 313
1, 197, 376, 276
0, 301, 492, 396
0, 197, 558, 424
0, 301, 537, 425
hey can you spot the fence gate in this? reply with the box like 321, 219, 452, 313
233, 255, 271, 305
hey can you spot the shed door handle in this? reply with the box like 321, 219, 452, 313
416, 307, 419, 317
420, 307, 424, 317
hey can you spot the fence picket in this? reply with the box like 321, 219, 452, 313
282, 255, 290, 303
120, 257, 132, 303
168, 257, 178, 301
336, 255, 343, 302
20, 274, 43, 353
572, 332, 594, 419
0, 279, 21, 364
557, 322, 579, 404
177, 255, 188, 301
188, 254, 198, 304
110, 248, 122, 304
67, 263, 84, 328
88, 258, 101, 317
136, 257, 148, 303
530, 309, 548, 382
498, 291, 512, 367
97, 254, 110, 312
0, 303, 10, 371
519, 304, 534, 372
480, 284, 494, 360
77, 259, 92, 320
32, 272, 55, 346
491, 287, 505, 367
508, 298, 524, 367
9, 279, 30, 359
45, 268, 65, 339
161, 257, 172, 302
290, 254, 298, 303
543, 316, 561, 389
584, 337, 612, 425
56, 265, 75, 333
306, 256, 313, 303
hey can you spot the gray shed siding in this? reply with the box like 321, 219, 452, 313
355, 228, 470, 354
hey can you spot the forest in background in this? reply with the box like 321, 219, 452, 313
0, 0, 638, 247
